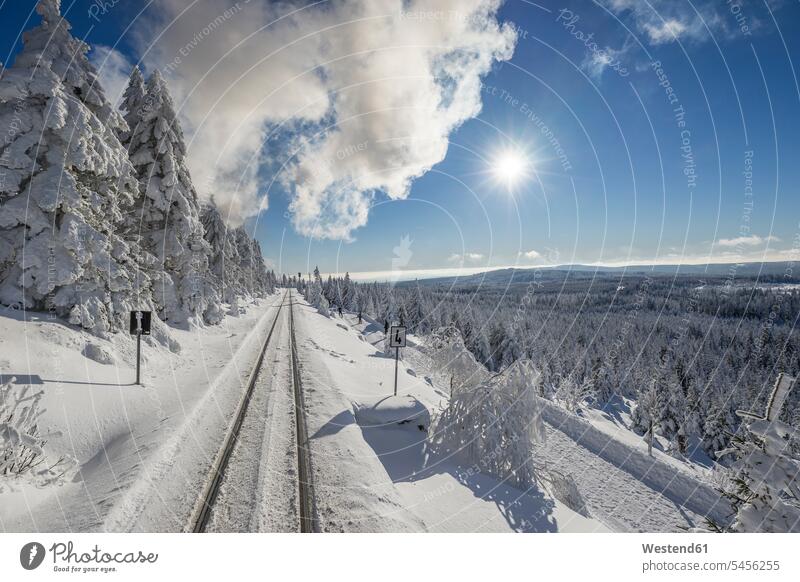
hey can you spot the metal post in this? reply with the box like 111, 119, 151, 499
394, 346, 399, 397
136, 331, 141, 385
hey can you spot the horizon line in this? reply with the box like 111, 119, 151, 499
318, 252, 796, 283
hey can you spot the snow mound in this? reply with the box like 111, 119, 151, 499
81, 342, 115, 365
354, 395, 430, 431
144, 316, 181, 354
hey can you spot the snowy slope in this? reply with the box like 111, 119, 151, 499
0, 294, 282, 532
293, 300, 608, 532
537, 400, 729, 531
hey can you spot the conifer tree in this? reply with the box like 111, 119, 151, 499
119, 68, 217, 323
0, 0, 151, 333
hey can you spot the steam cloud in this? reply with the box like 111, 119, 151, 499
122, 0, 515, 237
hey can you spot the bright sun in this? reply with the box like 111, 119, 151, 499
492, 149, 528, 187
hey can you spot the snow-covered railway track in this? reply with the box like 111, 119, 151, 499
289, 291, 317, 532
187, 291, 290, 532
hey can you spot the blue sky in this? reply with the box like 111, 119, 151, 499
2, 0, 799, 280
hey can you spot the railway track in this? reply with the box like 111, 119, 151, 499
186, 289, 315, 532
289, 290, 316, 532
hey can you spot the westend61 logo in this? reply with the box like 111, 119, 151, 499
19, 541, 158, 574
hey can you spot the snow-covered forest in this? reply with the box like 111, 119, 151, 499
300, 267, 800, 531
0, 0, 275, 335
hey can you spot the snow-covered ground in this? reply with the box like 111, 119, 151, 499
0, 294, 282, 532
294, 300, 607, 532
1, 290, 729, 533
296, 301, 728, 532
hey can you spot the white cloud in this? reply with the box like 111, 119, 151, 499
448, 252, 485, 263
518, 249, 541, 260
642, 18, 688, 44
716, 235, 780, 248
580, 38, 632, 80
133, 0, 516, 232
583, 50, 613, 79
90, 45, 134, 108
602, 0, 728, 45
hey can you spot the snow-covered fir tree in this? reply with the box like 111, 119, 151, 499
703, 390, 736, 456
714, 375, 800, 532
119, 65, 145, 144
0, 0, 151, 334
0, 1, 271, 333
555, 372, 590, 413
659, 375, 687, 453
119, 68, 219, 324
233, 226, 259, 296
340, 272, 353, 310
201, 200, 249, 306
305, 266, 329, 315
199, 200, 271, 306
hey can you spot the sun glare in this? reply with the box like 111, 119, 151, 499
492, 149, 529, 188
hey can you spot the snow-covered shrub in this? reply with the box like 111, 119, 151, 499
0, 379, 75, 491
538, 465, 589, 517
425, 325, 490, 393
554, 373, 590, 412
429, 358, 545, 490
714, 417, 800, 532
203, 300, 225, 325
227, 295, 242, 316
631, 381, 658, 435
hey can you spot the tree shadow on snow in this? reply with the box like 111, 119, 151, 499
359, 423, 557, 532
310, 409, 356, 439
596, 394, 631, 427
0, 374, 135, 387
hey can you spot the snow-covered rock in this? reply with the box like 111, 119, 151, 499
82, 342, 116, 365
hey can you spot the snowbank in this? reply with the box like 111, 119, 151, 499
538, 398, 730, 525
353, 395, 429, 431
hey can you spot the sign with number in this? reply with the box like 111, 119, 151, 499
129, 310, 152, 335
389, 325, 406, 348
